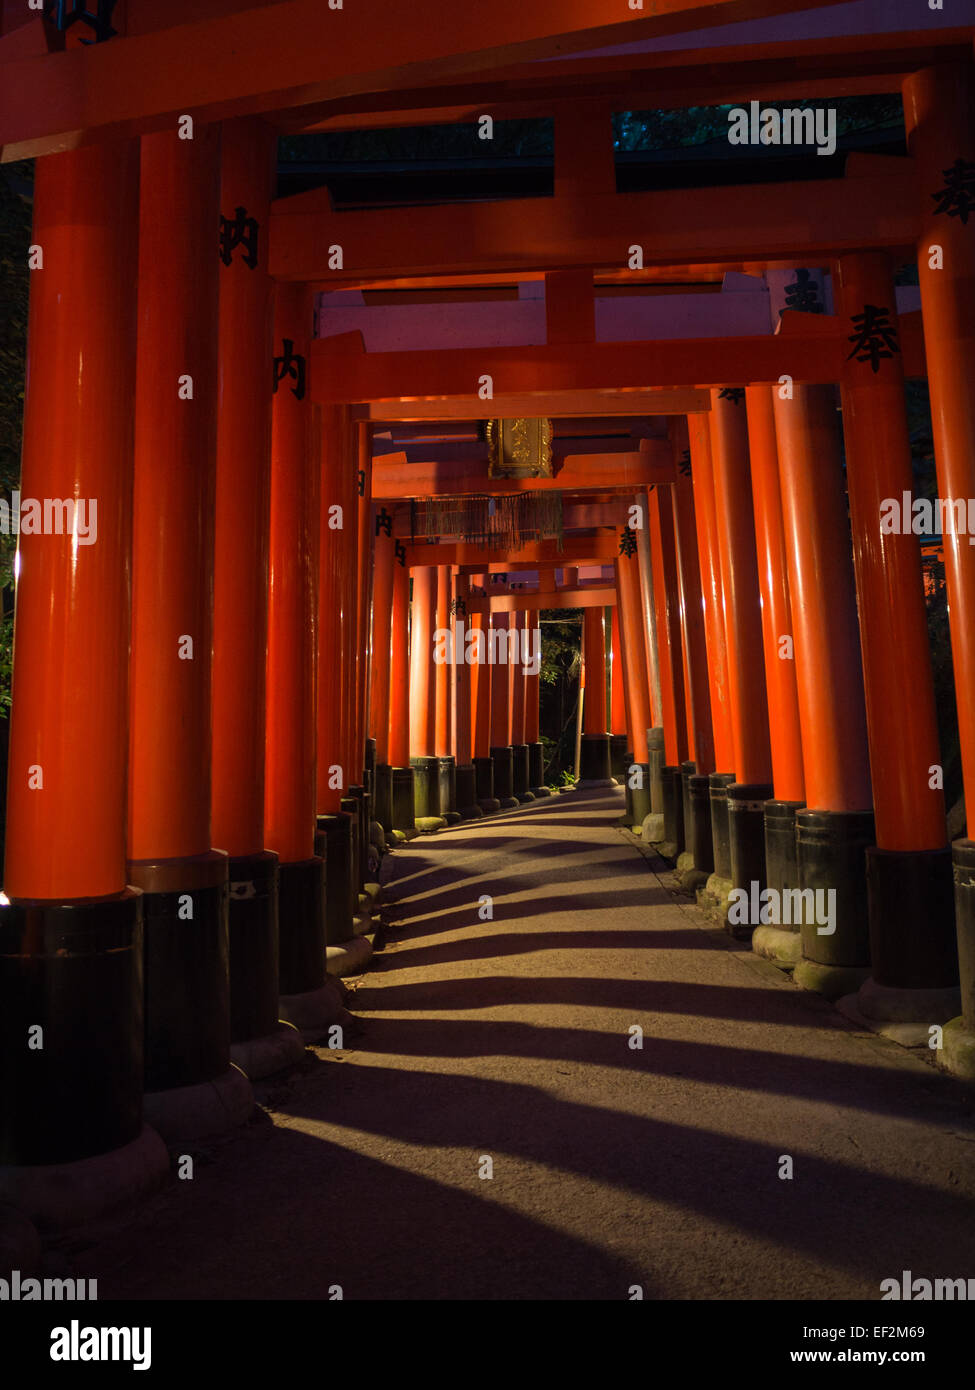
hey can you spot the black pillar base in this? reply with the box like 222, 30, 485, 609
708, 773, 736, 881
726, 782, 774, 940
340, 794, 362, 892
475, 755, 501, 813
278, 856, 326, 997
610, 733, 629, 781
793, 808, 875, 998
687, 772, 715, 876
226, 850, 279, 1045
315, 814, 355, 945
390, 767, 415, 832
511, 743, 534, 801
626, 760, 652, 826
765, 800, 805, 897
578, 733, 611, 784
437, 754, 461, 822
866, 846, 957, 991
490, 746, 519, 808
648, 727, 665, 814
455, 764, 483, 819
411, 756, 437, 817
528, 741, 551, 797
0, 888, 144, 1166
936, 840, 975, 1079
373, 762, 394, 832
659, 765, 685, 860
130, 851, 230, 1094
346, 784, 367, 888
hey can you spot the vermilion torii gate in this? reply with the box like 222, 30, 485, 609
2, 0, 975, 1243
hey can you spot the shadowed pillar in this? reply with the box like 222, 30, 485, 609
745, 384, 806, 966
266, 282, 340, 1032
211, 118, 282, 1069
0, 140, 170, 1215
834, 248, 957, 1035
316, 405, 358, 946
527, 610, 549, 796
130, 126, 257, 1132
774, 384, 874, 998
609, 602, 629, 782
904, 60, 975, 1077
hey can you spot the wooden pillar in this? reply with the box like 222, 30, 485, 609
834, 248, 956, 1015
1, 141, 150, 1173
774, 384, 874, 997
370, 521, 396, 830
580, 603, 611, 782
129, 126, 242, 1115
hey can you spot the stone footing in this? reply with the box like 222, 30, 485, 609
326, 934, 374, 977
142, 1065, 254, 1147
230, 1021, 306, 1078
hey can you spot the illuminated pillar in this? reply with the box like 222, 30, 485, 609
387, 541, 414, 837
903, 61, 975, 1076
370, 522, 396, 831
0, 141, 168, 1202
489, 577, 519, 808
579, 604, 612, 783
744, 384, 806, 966
349, 420, 373, 883
471, 573, 499, 812
527, 609, 550, 796
670, 418, 716, 891
410, 566, 445, 828
510, 608, 533, 801
130, 128, 258, 1125
453, 572, 482, 819
648, 483, 689, 859
211, 119, 281, 1056
774, 385, 874, 998
434, 563, 458, 821
609, 602, 629, 781
709, 388, 774, 930
616, 548, 652, 827
835, 248, 957, 1030
316, 405, 357, 945
688, 413, 736, 903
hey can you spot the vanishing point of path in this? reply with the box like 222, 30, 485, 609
74, 787, 975, 1300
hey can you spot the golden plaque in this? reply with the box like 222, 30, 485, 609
485, 418, 553, 479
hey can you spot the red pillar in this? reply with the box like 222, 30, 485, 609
317, 403, 359, 941
688, 413, 735, 776
708, 390, 772, 787
435, 563, 451, 760
371, 524, 395, 770
471, 573, 492, 762
129, 126, 239, 1106
2, 141, 150, 1169
670, 419, 715, 778
388, 548, 411, 770
266, 282, 324, 999
744, 387, 805, 804
903, 61, 975, 1064
834, 248, 955, 1008
616, 548, 652, 827
774, 384, 874, 994
647, 485, 689, 769
354, 420, 373, 786
489, 578, 517, 804
212, 118, 275, 862
410, 567, 437, 759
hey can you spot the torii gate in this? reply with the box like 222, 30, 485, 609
2, 0, 975, 1248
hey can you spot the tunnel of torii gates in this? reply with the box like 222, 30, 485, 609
3, 0, 975, 1229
